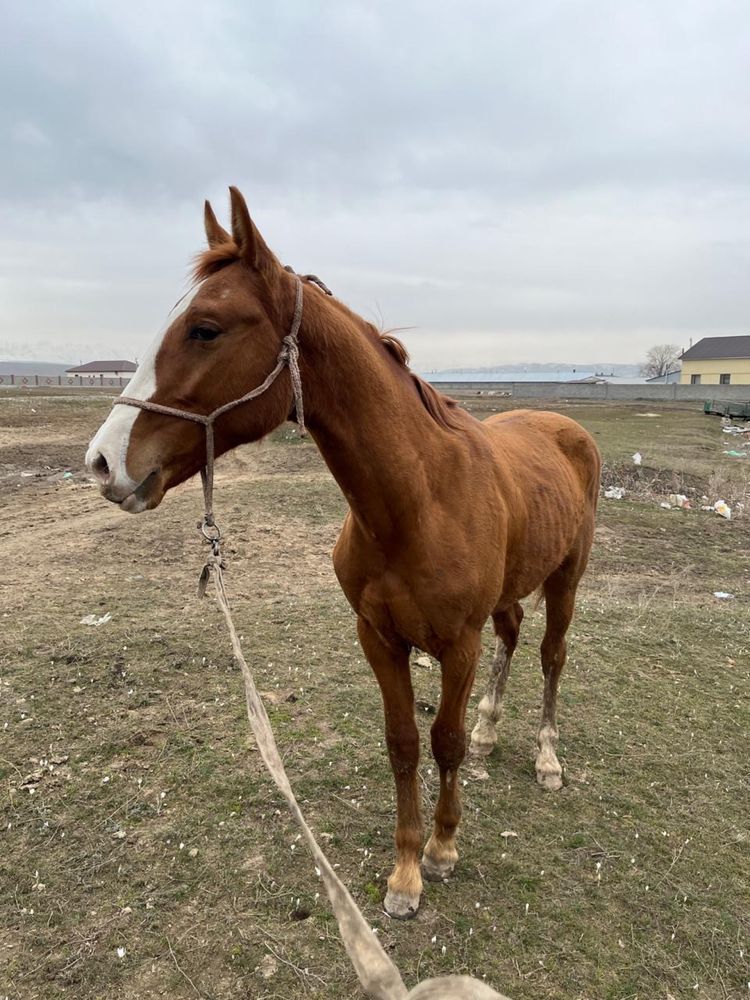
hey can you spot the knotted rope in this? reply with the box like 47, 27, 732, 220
114, 268, 510, 998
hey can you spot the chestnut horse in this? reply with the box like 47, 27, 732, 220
87, 188, 600, 919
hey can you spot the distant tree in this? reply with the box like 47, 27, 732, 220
640, 344, 682, 379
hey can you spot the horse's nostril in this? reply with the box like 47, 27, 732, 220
91, 452, 110, 482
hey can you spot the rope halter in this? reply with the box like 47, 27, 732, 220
112, 269, 331, 580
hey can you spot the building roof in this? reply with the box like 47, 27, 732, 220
66, 360, 137, 373
681, 336, 750, 362
646, 369, 681, 383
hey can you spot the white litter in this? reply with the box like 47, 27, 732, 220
80, 612, 112, 627
713, 592, 735, 600
632, 452, 642, 466
713, 500, 732, 520
604, 487, 626, 500
668, 494, 691, 509
660, 502, 672, 509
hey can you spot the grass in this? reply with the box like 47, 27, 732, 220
460, 396, 750, 504
0, 390, 748, 999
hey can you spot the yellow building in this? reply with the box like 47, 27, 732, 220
679, 336, 750, 385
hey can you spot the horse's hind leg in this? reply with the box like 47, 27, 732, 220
469, 602, 524, 758
536, 559, 582, 791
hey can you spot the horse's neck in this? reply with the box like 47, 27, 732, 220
299, 293, 447, 542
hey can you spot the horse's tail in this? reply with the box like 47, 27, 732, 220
530, 585, 545, 613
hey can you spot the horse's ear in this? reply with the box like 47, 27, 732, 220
229, 186, 275, 271
204, 200, 231, 248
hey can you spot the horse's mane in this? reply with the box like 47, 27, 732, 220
192, 242, 239, 283
377, 332, 463, 431
192, 243, 464, 432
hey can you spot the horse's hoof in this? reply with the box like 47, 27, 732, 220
536, 768, 563, 791
384, 889, 420, 919
421, 857, 455, 882
422, 844, 458, 882
469, 719, 497, 758
468, 738, 494, 759
467, 762, 490, 781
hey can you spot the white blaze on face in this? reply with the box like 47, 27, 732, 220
85, 284, 201, 501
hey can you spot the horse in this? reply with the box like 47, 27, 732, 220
86, 187, 601, 919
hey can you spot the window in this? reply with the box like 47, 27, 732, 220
720, 373, 731, 385
691, 374, 701, 385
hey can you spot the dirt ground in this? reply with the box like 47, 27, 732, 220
1, 390, 748, 999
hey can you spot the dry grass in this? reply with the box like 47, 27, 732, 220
0, 390, 748, 999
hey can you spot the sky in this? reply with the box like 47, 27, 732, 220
2, 1, 749, 370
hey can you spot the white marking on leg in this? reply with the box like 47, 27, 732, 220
384, 860, 423, 918
536, 642, 566, 789
535, 723, 563, 790
85, 283, 202, 495
422, 832, 459, 881
469, 642, 510, 756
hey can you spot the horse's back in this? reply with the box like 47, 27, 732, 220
483, 408, 600, 503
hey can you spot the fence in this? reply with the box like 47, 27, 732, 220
0, 374, 132, 388
3, 374, 748, 403
431, 381, 750, 402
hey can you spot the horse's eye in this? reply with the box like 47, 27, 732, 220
189, 325, 222, 342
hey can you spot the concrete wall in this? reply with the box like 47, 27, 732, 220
0, 373, 131, 388
431, 381, 750, 402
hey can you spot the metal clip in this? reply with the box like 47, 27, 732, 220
199, 517, 222, 545
197, 516, 223, 596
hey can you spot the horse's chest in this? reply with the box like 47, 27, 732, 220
382, 583, 436, 650
361, 569, 486, 655
333, 519, 498, 651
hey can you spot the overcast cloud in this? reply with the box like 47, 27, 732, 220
2, 0, 749, 368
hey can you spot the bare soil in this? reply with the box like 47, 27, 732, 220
1, 390, 748, 999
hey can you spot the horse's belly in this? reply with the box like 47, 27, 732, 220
498, 509, 584, 605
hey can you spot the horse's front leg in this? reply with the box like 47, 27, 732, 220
422, 631, 482, 882
357, 617, 423, 919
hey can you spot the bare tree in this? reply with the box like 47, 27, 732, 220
640, 344, 682, 379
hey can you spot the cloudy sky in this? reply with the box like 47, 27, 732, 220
2, 1, 749, 369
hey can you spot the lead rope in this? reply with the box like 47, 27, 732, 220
209, 556, 409, 999
208, 559, 509, 999
112, 270, 509, 999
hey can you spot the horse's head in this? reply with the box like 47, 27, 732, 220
86, 188, 299, 513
